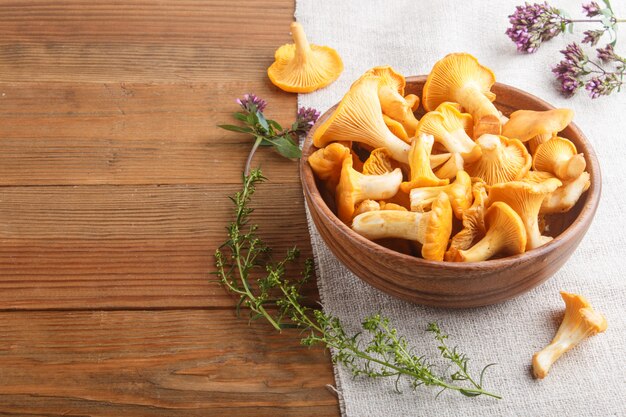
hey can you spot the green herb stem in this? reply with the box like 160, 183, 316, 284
215, 168, 501, 400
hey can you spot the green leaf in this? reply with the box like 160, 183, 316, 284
233, 112, 248, 122
268, 119, 283, 131
268, 135, 302, 159
219, 124, 253, 133
257, 111, 270, 132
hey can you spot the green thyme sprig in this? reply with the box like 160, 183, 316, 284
214, 168, 501, 399
218, 94, 320, 175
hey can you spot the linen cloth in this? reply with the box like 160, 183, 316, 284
296, 1, 626, 416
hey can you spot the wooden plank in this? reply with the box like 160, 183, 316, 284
0, 183, 319, 309
0, 0, 295, 83
0, 82, 301, 185
0, 309, 340, 416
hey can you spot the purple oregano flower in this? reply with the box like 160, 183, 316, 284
236, 93, 268, 113
582, 2, 601, 17
552, 43, 588, 96
505, 2, 566, 53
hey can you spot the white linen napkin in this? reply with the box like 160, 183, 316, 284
296, 0, 626, 416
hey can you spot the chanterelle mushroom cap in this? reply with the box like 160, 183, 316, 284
409, 170, 472, 220
362, 148, 396, 176
502, 108, 573, 146
422, 53, 501, 138
367, 66, 420, 136
452, 201, 527, 262
489, 177, 562, 250
532, 291, 607, 379
400, 134, 449, 193
541, 171, 591, 214
313, 73, 410, 163
466, 134, 531, 185
336, 154, 403, 223
351, 192, 453, 261
307, 142, 351, 192
416, 105, 481, 163
268, 22, 343, 93
533, 136, 586, 181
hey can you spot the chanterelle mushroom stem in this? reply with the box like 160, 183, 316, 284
291, 22, 311, 60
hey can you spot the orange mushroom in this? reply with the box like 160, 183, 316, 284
465, 134, 531, 186
422, 53, 502, 138
400, 134, 450, 193
502, 108, 574, 153
268, 22, 343, 93
313, 73, 411, 163
533, 137, 586, 181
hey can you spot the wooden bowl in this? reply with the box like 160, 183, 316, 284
300, 76, 601, 308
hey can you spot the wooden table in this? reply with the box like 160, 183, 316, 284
0, 1, 340, 415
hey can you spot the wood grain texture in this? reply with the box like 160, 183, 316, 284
0, 310, 337, 416
0, 0, 340, 415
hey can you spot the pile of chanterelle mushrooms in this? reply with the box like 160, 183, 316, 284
308, 53, 591, 262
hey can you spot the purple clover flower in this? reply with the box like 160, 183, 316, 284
236, 93, 268, 113
505, 2, 566, 53
582, 2, 601, 17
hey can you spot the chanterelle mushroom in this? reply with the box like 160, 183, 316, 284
351, 192, 453, 261
307, 143, 351, 193
268, 22, 343, 93
362, 148, 396, 176
313, 73, 410, 163
541, 171, 591, 214
445, 181, 489, 259
336, 154, 403, 223
489, 177, 562, 250
533, 136, 586, 181
367, 66, 420, 137
450, 201, 527, 262
532, 291, 607, 379
502, 108, 574, 153
409, 170, 472, 219
416, 103, 481, 163
400, 134, 449, 193
422, 53, 502, 138
465, 134, 531, 186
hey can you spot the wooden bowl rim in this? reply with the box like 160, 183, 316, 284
300, 75, 602, 272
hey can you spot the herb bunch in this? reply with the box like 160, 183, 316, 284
214, 99, 501, 398
506, 1, 625, 98
219, 93, 320, 175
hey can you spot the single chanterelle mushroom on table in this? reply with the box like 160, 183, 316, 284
422, 53, 502, 138
409, 170, 472, 219
501, 108, 574, 153
532, 291, 607, 379
267, 22, 343, 93
351, 192, 453, 261
450, 201, 527, 262
336, 154, 403, 223
313, 73, 411, 163
416, 103, 481, 163
307, 142, 351, 193
366, 66, 420, 137
465, 134, 531, 186
400, 134, 449, 193
489, 177, 562, 250
533, 137, 586, 181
